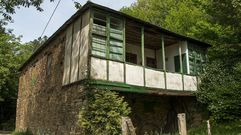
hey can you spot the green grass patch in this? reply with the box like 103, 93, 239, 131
188, 121, 241, 135
11, 129, 33, 135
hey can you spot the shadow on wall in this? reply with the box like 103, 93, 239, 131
121, 93, 208, 135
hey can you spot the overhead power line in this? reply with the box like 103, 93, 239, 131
40, 0, 62, 38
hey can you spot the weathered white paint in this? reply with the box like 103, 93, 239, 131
145, 69, 165, 88
79, 10, 90, 80
108, 61, 124, 82
165, 42, 187, 72
90, 57, 107, 80
125, 64, 144, 86
184, 41, 190, 74
70, 18, 81, 83
166, 72, 183, 90
62, 25, 73, 85
184, 75, 197, 91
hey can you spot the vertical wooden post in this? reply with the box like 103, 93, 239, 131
141, 26, 145, 86
179, 44, 185, 91
161, 34, 167, 90
123, 18, 126, 83
207, 120, 211, 135
177, 113, 187, 135
106, 14, 110, 81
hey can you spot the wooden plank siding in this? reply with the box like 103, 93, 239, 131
62, 10, 90, 85
62, 25, 73, 85
70, 18, 81, 83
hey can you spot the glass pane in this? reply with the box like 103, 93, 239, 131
93, 12, 107, 36
110, 53, 123, 61
92, 35, 106, 58
110, 46, 123, 54
110, 17, 123, 30
110, 39, 123, 47
92, 50, 106, 57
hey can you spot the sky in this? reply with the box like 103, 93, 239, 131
6, 0, 136, 43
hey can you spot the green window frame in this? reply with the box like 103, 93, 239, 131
91, 11, 124, 61
91, 12, 107, 58
109, 17, 124, 61
174, 53, 187, 74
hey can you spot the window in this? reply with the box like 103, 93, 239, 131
146, 57, 157, 68
109, 17, 124, 61
46, 53, 52, 76
91, 12, 124, 61
92, 12, 107, 58
126, 52, 137, 64
174, 53, 187, 74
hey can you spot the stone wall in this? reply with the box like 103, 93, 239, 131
16, 32, 85, 135
122, 93, 207, 135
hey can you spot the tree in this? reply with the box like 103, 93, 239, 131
196, 44, 241, 122
204, 0, 241, 44
25, 36, 48, 52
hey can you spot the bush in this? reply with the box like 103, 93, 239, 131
12, 129, 33, 135
79, 89, 131, 135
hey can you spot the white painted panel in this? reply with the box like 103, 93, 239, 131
62, 25, 73, 85
145, 69, 165, 88
90, 57, 107, 80
109, 61, 124, 82
126, 64, 144, 86
184, 75, 197, 91
79, 10, 90, 80
166, 72, 183, 90
70, 18, 81, 83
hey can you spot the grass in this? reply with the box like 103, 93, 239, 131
188, 121, 241, 135
11, 129, 33, 135
144, 121, 241, 135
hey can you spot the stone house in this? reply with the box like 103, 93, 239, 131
16, 1, 210, 135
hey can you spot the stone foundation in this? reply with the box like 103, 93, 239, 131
122, 93, 207, 134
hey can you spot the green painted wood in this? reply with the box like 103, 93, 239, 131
106, 14, 110, 81
123, 18, 126, 83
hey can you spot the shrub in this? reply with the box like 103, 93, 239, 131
79, 89, 131, 135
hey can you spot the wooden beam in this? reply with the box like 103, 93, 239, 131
123, 18, 126, 83
161, 34, 167, 90
141, 26, 145, 86
179, 43, 184, 91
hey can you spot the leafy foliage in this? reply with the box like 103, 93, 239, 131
196, 44, 241, 121
79, 89, 131, 135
